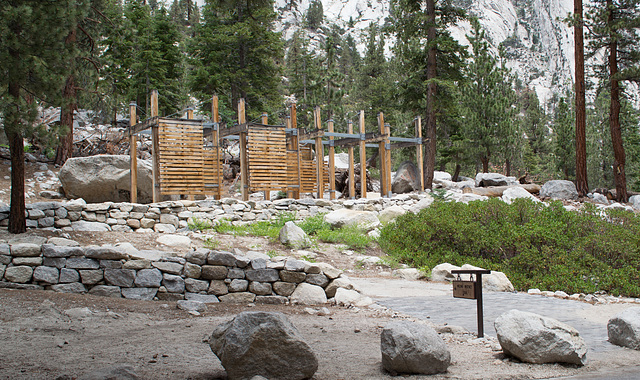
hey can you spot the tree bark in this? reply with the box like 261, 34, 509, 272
423, 0, 437, 190
452, 163, 461, 182
607, 1, 627, 202
481, 155, 489, 173
574, 0, 589, 196
55, 74, 76, 166
6, 81, 26, 234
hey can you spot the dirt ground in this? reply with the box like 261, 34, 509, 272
1, 161, 640, 379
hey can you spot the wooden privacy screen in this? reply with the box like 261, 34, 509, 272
297, 145, 329, 193
247, 126, 288, 192
157, 119, 222, 195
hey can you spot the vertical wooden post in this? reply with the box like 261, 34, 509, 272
129, 102, 138, 204
314, 106, 324, 199
416, 116, 424, 192
291, 103, 301, 199
261, 113, 270, 201
328, 119, 335, 200
238, 98, 249, 201
385, 122, 392, 197
212, 95, 221, 200
348, 121, 355, 199
378, 112, 387, 198
151, 89, 160, 203
359, 110, 367, 199
186, 106, 195, 201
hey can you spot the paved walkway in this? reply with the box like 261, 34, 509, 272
352, 278, 633, 353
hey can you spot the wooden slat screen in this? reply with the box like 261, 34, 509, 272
157, 121, 222, 195
247, 126, 288, 192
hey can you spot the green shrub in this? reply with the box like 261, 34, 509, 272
378, 198, 640, 297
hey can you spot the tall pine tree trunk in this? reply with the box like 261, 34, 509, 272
608, 1, 627, 202
6, 81, 26, 234
423, 0, 437, 190
574, 0, 588, 196
55, 74, 76, 166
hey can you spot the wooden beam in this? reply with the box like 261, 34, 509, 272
219, 122, 250, 138
348, 120, 355, 199
416, 116, 424, 192
186, 106, 195, 201
378, 112, 386, 198
130, 102, 138, 204
151, 89, 160, 203
299, 129, 325, 141
128, 116, 159, 136
359, 110, 367, 199
292, 103, 301, 199
314, 106, 324, 199
238, 98, 249, 201
328, 119, 335, 200
212, 95, 221, 200
385, 122, 392, 196
261, 113, 270, 201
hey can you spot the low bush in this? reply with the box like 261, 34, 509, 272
378, 198, 640, 297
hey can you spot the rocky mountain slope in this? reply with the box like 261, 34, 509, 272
274, 0, 576, 104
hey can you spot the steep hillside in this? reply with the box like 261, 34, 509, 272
274, 0, 576, 103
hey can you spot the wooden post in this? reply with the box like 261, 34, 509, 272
314, 106, 324, 199
416, 116, 424, 192
151, 89, 160, 203
261, 113, 270, 201
378, 112, 387, 198
328, 119, 335, 200
348, 121, 355, 199
212, 95, 221, 200
359, 110, 367, 199
385, 122, 392, 197
129, 102, 138, 204
291, 103, 301, 199
238, 99, 249, 201
186, 106, 195, 201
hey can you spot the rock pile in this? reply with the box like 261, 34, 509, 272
0, 239, 357, 305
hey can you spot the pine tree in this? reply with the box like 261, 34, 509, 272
586, 0, 640, 201
306, 0, 324, 30
461, 19, 517, 173
1, 0, 80, 233
520, 89, 550, 177
189, 0, 283, 120
553, 92, 576, 179
390, 0, 467, 188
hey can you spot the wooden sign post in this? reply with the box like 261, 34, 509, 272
451, 269, 491, 338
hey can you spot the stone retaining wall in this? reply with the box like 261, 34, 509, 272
0, 194, 427, 233
0, 242, 347, 304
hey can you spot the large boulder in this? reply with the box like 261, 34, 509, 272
460, 264, 514, 292
408, 195, 434, 214
475, 173, 517, 187
501, 187, 540, 204
539, 180, 579, 201
323, 209, 380, 231
607, 307, 640, 350
494, 310, 587, 365
391, 161, 420, 194
377, 205, 406, 224
381, 321, 451, 375
629, 195, 640, 210
279, 221, 311, 249
59, 155, 153, 203
430, 263, 460, 282
209, 311, 318, 380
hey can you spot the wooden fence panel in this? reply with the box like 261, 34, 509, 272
247, 126, 288, 192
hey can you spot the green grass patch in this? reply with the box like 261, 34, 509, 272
378, 198, 640, 297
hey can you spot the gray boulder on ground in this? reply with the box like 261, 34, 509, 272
377, 206, 406, 224
59, 155, 153, 203
323, 209, 380, 231
539, 180, 579, 201
475, 173, 517, 187
501, 187, 540, 204
279, 221, 311, 249
494, 309, 587, 365
629, 195, 640, 210
430, 263, 460, 282
607, 307, 640, 350
209, 311, 318, 380
381, 321, 451, 375
289, 283, 327, 305
391, 161, 420, 194
460, 264, 514, 292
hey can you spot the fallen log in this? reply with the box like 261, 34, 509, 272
462, 184, 541, 197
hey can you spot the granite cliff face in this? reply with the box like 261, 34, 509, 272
274, 0, 576, 103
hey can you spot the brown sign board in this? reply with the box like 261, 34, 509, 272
453, 280, 476, 299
